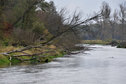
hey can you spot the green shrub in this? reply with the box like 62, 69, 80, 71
0, 55, 10, 65
117, 42, 126, 48
11, 58, 21, 65
32, 21, 45, 35
2, 39, 10, 46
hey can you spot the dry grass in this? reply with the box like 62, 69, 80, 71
0, 44, 63, 68
82, 40, 110, 45
0, 46, 19, 53
0, 44, 58, 56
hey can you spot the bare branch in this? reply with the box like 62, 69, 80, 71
12, 51, 54, 57
101, 1, 111, 19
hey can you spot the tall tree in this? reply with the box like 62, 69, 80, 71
119, 2, 126, 41
100, 1, 111, 40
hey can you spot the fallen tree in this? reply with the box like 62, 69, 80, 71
0, 13, 102, 57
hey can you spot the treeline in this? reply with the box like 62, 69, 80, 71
1, 0, 123, 48
80, 1, 126, 41
0, 0, 81, 50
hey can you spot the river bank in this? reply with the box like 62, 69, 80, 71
81, 40, 110, 45
82, 40, 126, 48
0, 45, 126, 84
0, 44, 85, 68
0, 45, 65, 68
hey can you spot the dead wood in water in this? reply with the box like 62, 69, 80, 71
0, 46, 42, 56
0, 13, 101, 58
12, 51, 55, 57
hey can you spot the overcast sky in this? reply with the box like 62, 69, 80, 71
45, 0, 125, 18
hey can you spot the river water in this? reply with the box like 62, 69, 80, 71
0, 45, 126, 84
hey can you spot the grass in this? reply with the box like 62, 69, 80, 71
0, 46, 20, 53
0, 44, 66, 67
39, 49, 65, 63
82, 40, 110, 45
0, 55, 10, 68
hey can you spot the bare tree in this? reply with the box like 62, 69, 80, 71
111, 10, 119, 39
119, 2, 126, 41
100, 1, 111, 40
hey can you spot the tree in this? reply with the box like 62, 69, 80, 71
100, 1, 111, 40
110, 10, 119, 39
119, 2, 126, 41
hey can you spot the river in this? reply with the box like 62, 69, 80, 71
0, 45, 126, 84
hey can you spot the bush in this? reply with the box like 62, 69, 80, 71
11, 21, 53, 46
2, 40, 9, 46
12, 28, 37, 46
117, 42, 126, 48
32, 21, 45, 35
1, 38, 12, 46
109, 40, 119, 46
0, 55, 10, 67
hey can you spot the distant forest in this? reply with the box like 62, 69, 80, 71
80, 1, 126, 41
0, 0, 126, 47
0, 0, 81, 49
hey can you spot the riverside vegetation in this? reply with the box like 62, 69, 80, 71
0, 0, 84, 67
82, 40, 126, 48
0, 0, 126, 68
0, 45, 66, 68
